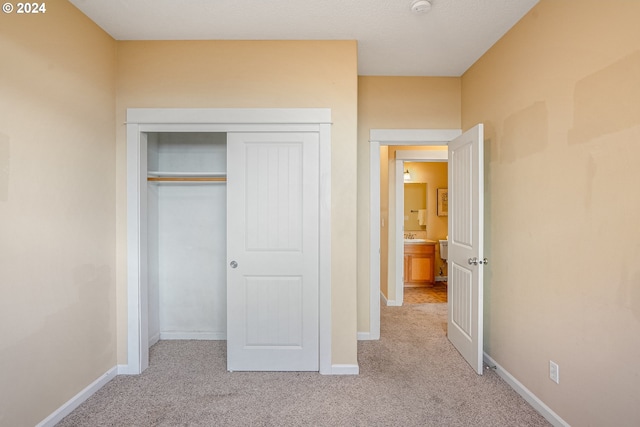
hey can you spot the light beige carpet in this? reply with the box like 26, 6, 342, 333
58, 304, 550, 426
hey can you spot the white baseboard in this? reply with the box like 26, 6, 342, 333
382, 289, 402, 306
117, 364, 138, 375
149, 331, 160, 347
483, 353, 570, 427
380, 290, 388, 306
357, 332, 372, 340
329, 364, 360, 375
435, 275, 447, 282
160, 331, 226, 340
36, 366, 118, 427
35, 356, 359, 425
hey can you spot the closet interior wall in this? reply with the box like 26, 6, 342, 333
146, 132, 228, 346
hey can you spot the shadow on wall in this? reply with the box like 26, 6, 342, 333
569, 51, 640, 145
500, 101, 548, 164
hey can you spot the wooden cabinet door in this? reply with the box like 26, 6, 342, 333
404, 244, 435, 286
410, 255, 433, 282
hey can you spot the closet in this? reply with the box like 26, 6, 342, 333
126, 108, 332, 374
146, 132, 227, 345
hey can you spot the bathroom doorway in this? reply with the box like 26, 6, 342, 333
393, 153, 448, 307
400, 160, 449, 305
370, 126, 487, 375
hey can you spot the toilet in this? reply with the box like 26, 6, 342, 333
439, 239, 448, 262
439, 239, 448, 279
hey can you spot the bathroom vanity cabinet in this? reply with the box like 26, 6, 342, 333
403, 242, 435, 286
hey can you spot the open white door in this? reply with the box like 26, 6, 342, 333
447, 124, 485, 375
227, 132, 319, 371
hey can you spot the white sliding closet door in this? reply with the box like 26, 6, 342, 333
226, 132, 320, 371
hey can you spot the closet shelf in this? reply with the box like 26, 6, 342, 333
148, 177, 226, 182
147, 171, 227, 183
147, 171, 226, 177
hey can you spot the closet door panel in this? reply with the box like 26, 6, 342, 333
227, 132, 319, 371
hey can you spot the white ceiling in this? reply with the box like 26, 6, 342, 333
69, 0, 538, 76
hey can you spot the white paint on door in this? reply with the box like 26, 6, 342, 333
447, 124, 484, 375
227, 132, 320, 371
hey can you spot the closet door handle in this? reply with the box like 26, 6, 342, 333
230, 261, 238, 269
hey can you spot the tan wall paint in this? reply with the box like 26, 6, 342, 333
0, 2, 117, 425
462, 1, 640, 425
115, 40, 359, 365
357, 77, 460, 330
403, 182, 427, 231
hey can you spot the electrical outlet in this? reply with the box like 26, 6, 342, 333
549, 360, 560, 384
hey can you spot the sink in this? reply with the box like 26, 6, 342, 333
404, 238, 437, 244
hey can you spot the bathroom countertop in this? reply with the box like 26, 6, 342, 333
403, 239, 436, 244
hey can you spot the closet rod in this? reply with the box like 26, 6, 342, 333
147, 177, 227, 182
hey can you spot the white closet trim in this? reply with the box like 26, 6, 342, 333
127, 108, 332, 125
126, 108, 332, 374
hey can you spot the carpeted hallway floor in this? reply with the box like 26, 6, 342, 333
58, 304, 550, 426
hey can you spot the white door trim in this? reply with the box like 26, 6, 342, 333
392, 152, 448, 306
126, 108, 332, 374
367, 129, 461, 340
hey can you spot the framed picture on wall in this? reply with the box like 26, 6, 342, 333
437, 188, 448, 217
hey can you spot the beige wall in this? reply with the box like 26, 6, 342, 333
403, 182, 427, 231
462, 1, 640, 425
357, 77, 460, 330
0, 2, 117, 426
115, 40, 359, 365
7, 1, 639, 424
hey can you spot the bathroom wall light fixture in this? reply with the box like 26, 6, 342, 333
404, 170, 411, 181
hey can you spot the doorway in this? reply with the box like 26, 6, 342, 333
393, 154, 448, 306
399, 159, 449, 305
369, 125, 486, 375
368, 129, 461, 340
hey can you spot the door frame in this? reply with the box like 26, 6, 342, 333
368, 129, 461, 340
393, 151, 448, 306
125, 108, 332, 374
